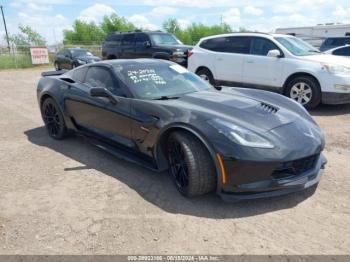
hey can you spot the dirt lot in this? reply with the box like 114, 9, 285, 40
0, 67, 349, 255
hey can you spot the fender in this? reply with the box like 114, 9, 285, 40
152, 52, 171, 60
154, 123, 224, 193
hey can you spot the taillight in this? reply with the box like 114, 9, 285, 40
187, 51, 193, 58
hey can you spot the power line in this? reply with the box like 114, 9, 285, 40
0, 5, 10, 53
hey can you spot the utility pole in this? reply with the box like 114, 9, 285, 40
0, 5, 10, 53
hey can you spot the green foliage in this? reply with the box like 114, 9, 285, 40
63, 20, 105, 45
62, 14, 248, 45
8, 25, 46, 46
163, 19, 233, 45
101, 14, 136, 34
64, 14, 136, 45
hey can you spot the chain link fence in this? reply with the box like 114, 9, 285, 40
0, 44, 102, 70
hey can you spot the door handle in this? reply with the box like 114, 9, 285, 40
217, 57, 223, 61
246, 60, 254, 63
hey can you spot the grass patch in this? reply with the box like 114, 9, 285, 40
0, 54, 34, 69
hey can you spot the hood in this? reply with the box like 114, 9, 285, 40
167, 90, 312, 132
301, 54, 350, 67
76, 55, 101, 62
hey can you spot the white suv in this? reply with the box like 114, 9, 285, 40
188, 33, 350, 108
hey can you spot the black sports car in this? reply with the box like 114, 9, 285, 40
54, 48, 101, 70
37, 59, 327, 201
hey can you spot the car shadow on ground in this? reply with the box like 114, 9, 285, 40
309, 103, 350, 117
25, 127, 317, 219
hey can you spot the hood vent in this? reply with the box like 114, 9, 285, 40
258, 102, 279, 114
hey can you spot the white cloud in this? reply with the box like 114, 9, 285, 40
222, 8, 241, 26
244, 6, 263, 16
332, 5, 350, 17
78, 4, 116, 23
128, 14, 158, 30
178, 18, 192, 28
149, 6, 178, 17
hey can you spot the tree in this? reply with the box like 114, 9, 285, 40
8, 25, 46, 46
101, 14, 135, 34
63, 20, 105, 45
163, 19, 232, 45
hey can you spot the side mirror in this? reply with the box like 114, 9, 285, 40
214, 85, 222, 91
144, 41, 151, 48
267, 49, 282, 58
89, 87, 118, 104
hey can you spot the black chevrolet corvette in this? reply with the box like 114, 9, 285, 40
37, 59, 327, 200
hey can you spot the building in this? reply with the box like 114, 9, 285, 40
275, 23, 350, 48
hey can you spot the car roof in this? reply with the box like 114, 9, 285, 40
198, 32, 291, 43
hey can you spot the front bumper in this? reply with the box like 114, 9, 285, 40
219, 154, 327, 201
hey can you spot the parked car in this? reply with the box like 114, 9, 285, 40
324, 45, 350, 57
54, 48, 101, 70
102, 30, 192, 67
188, 33, 350, 108
37, 59, 326, 201
320, 37, 350, 52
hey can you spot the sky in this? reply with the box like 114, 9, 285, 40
1, 0, 350, 44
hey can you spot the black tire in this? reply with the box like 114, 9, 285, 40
41, 98, 67, 140
54, 61, 60, 71
196, 68, 215, 86
71, 62, 77, 69
167, 132, 216, 197
285, 76, 321, 109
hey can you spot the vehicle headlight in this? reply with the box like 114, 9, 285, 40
77, 59, 87, 64
208, 118, 274, 149
322, 63, 350, 75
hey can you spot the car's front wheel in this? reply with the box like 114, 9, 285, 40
285, 76, 321, 109
41, 98, 67, 140
167, 132, 216, 197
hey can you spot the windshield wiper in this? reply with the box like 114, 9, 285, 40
308, 50, 321, 53
153, 96, 180, 100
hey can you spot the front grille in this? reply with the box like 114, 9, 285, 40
272, 154, 319, 179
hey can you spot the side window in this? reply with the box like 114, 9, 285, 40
72, 67, 88, 83
333, 47, 350, 56
250, 37, 279, 56
110, 34, 122, 45
122, 34, 135, 46
200, 37, 226, 52
84, 67, 115, 91
226, 37, 251, 54
135, 33, 149, 46
200, 37, 250, 54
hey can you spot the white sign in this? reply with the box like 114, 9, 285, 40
30, 46, 49, 64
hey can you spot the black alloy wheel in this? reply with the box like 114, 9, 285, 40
167, 132, 216, 197
42, 98, 67, 139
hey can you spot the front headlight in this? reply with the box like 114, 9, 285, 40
77, 59, 87, 64
322, 63, 350, 75
208, 118, 274, 149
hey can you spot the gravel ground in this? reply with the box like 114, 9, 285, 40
0, 68, 349, 255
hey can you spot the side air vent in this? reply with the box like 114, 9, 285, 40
259, 102, 279, 114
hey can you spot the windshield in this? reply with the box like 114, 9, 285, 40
275, 37, 320, 56
150, 33, 183, 45
114, 63, 211, 99
71, 49, 93, 57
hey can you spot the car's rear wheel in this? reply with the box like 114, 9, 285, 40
196, 68, 215, 85
285, 76, 321, 109
167, 132, 216, 197
41, 98, 67, 140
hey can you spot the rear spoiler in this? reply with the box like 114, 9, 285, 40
41, 70, 68, 77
